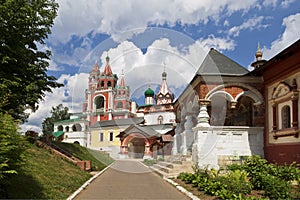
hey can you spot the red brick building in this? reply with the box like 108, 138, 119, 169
252, 39, 300, 165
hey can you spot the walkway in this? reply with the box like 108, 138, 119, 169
75, 160, 190, 200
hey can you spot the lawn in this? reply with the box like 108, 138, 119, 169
1, 141, 114, 199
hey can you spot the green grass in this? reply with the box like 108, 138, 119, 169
2, 141, 114, 199
51, 141, 114, 170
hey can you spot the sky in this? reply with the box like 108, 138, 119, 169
21, 0, 300, 133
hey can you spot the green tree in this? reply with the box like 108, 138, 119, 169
0, 113, 27, 184
0, 0, 62, 121
42, 104, 70, 136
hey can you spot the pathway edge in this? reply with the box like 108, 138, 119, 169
139, 161, 200, 200
66, 162, 114, 200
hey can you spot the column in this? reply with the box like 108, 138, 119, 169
292, 93, 299, 128
196, 99, 211, 127
272, 101, 277, 131
184, 115, 194, 153
171, 134, 178, 155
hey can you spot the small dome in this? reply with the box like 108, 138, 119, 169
144, 87, 154, 96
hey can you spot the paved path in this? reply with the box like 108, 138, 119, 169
75, 160, 190, 200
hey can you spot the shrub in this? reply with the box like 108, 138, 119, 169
262, 174, 291, 199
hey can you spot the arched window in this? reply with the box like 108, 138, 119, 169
57, 125, 63, 131
65, 126, 69, 132
157, 115, 163, 124
281, 105, 291, 129
117, 102, 123, 109
95, 96, 105, 109
109, 132, 114, 141
72, 123, 82, 131
107, 81, 112, 87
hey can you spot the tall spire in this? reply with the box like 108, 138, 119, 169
158, 62, 171, 95
119, 69, 126, 87
102, 53, 113, 76
156, 62, 174, 105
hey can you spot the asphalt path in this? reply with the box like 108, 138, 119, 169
75, 159, 190, 200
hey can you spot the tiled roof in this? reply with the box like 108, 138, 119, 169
197, 48, 249, 75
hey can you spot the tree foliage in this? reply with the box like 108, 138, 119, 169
0, 113, 27, 181
0, 0, 62, 121
42, 104, 70, 136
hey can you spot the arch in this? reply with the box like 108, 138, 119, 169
57, 125, 63, 131
122, 133, 150, 147
65, 126, 69, 132
94, 95, 105, 110
72, 123, 82, 131
235, 91, 263, 105
74, 141, 80, 145
207, 90, 234, 102
157, 115, 163, 124
273, 82, 291, 98
205, 83, 263, 104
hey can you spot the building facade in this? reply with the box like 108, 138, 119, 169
252, 39, 300, 165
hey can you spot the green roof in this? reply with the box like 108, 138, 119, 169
52, 131, 64, 138
144, 87, 154, 96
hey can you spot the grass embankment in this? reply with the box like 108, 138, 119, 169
3, 142, 114, 199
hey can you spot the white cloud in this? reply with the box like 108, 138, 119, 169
228, 16, 267, 37
51, 0, 258, 43
21, 73, 89, 134
281, 0, 295, 8
263, 13, 300, 60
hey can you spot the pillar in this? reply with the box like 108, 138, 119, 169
196, 99, 211, 127
184, 115, 194, 153
292, 93, 299, 128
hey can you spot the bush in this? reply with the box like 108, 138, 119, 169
262, 174, 291, 199
0, 113, 27, 180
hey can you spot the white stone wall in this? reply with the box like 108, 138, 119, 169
144, 111, 176, 125
192, 126, 264, 169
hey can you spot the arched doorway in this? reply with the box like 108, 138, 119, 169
128, 137, 145, 159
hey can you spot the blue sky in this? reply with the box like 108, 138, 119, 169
22, 0, 300, 133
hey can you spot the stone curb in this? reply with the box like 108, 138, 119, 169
139, 161, 200, 200
66, 162, 114, 200
164, 178, 200, 200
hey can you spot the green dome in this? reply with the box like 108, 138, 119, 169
144, 87, 154, 96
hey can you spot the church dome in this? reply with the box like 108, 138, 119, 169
144, 87, 154, 97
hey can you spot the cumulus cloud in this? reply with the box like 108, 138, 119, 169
51, 0, 257, 43
21, 73, 89, 133
263, 13, 300, 60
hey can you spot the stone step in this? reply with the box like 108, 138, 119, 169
150, 155, 194, 179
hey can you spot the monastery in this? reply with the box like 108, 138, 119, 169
53, 39, 300, 167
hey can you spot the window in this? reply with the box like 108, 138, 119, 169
281, 105, 291, 129
57, 125, 63, 131
157, 115, 163, 124
109, 132, 114, 141
65, 126, 69, 132
95, 96, 105, 109
72, 123, 82, 131
107, 81, 112, 87
101, 81, 104, 87
117, 102, 123, 109
99, 133, 104, 142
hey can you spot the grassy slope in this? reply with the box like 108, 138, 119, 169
4, 142, 114, 199
51, 141, 114, 170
